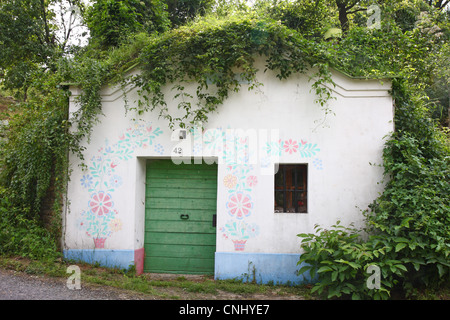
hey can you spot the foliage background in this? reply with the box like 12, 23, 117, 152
0, 0, 449, 298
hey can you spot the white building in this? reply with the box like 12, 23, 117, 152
63, 61, 393, 284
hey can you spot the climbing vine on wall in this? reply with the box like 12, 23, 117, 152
133, 17, 335, 129
66, 16, 336, 142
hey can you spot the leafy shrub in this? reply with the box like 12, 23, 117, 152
298, 222, 405, 300
0, 189, 60, 260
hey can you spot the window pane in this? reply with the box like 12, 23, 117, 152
275, 191, 284, 212
274, 164, 307, 213
274, 167, 284, 189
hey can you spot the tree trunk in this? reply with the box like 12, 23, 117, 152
338, 6, 350, 32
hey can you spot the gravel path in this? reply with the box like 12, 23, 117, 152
0, 269, 152, 300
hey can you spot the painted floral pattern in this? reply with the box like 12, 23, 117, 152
76, 120, 321, 251
218, 131, 322, 251
264, 138, 320, 159
283, 139, 299, 154
223, 174, 238, 189
221, 220, 260, 251
226, 192, 253, 219
246, 175, 258, 187
109, 218, 123, 232
88, 191, 114, 216
78, 120, 163, 248
313, 158, 323, 170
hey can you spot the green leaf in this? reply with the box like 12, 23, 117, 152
395, 243, 407, 252
297, 265, 311, 275
317, 266, 333, 273
437, 264, 446, 278
396, 264, 407, 272
331, 271, 338, 282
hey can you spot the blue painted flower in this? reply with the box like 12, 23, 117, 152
109, 175, 123, 189
247, 223, 260, 238
154, 143, 164, 155
313, 158, 323, 170
81, 175, 93, 189
104, 145, 113, 153
193, 142, 202, 155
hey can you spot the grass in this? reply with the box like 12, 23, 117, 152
0, 255, 448, 300
0, 255, 316, 300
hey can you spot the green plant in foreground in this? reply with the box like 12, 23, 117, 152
297, 222, 402, 300
0, 190, 61, 260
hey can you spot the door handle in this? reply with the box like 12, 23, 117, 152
212, 214, 216, 228
180, 214, 189, 220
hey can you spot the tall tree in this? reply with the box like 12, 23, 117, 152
166, 0, 214, 28
335, 0, 366, 32
85, 0, 170, 49
426, 0, 450, 9
0, 0, 86, 99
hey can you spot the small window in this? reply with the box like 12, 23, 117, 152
274, 164, 308, 213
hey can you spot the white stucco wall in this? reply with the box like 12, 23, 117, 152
63, 62, 393, 278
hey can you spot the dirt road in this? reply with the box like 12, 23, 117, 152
0, 269, 156, 300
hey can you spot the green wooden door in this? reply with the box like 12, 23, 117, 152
144, 159, 218, 274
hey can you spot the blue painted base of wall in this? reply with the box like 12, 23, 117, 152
64, 249, 315, 284
214, 252, 315, 285
63, 249, 135, 270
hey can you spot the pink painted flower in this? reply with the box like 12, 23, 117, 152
283, 139, 299, 154
246, 175, 258, 187
226, 192, 253, 219
88, 191, 114, 216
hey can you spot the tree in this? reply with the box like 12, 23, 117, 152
260, 0, 332, 38
0, 0, 86, 100
85, 0, 170, 49
166, 0, 215, 28
426, 0, 450, 10
335, 0, 367, 32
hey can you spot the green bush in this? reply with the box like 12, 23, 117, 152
298, 222, 403, 300
0, 188, 60, 260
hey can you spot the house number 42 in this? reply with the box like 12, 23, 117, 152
173, 147, 183, 155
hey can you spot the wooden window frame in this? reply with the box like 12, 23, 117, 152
274, 164, 308, 214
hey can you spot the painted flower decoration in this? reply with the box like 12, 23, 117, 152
204, 129, 224, 153
80, 175, 93, 189
226, 192, 253, 219
88, 191, 114, 216
246, 175, 258, 187
223, 174, 237, 189
154, 143, 164, 155
247, 223, 260, 238
109, 218, 123, 232
283, 139, 299, 154
193, 142, 202, 155
265, 140, 282, 157
313, 158, 323, 170
109, 175, 123, 188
